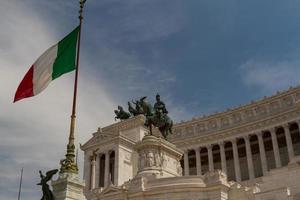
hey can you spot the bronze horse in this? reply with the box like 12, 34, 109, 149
129, 97, 173, 139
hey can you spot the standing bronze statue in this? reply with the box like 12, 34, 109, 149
37, 169, 58, 200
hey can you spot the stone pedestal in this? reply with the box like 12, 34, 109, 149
52, 172, 87, 200
134, 135, 183, 178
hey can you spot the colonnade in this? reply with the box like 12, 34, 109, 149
89, 150, 116, 189
182, 121, 300, 182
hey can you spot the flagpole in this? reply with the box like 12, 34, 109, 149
17, 167, 23, 200
60, 0, 87, 174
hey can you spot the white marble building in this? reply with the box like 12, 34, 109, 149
81, 86, 300, 200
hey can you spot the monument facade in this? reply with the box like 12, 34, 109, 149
81, 86, 300, 200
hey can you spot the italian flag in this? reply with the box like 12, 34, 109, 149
14, 26, 80, 102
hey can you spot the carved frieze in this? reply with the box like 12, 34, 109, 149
269, 101, 280, 112
195, 123, 205, 133
124, 151, 131, 163
255, 105, 267, 116
138, 149, 162, 170
208, 120, 218, 130
295, 92, 300, 101
232, 113, 242, 123
282, 96, 294, 107
220, 118, 230, 127
185, 126, 194, 135
171, 87, 300, 141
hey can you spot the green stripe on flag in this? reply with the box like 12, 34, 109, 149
52, 26, 80, 80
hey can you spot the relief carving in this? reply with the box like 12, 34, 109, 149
244, 109, 254, 119
282, 96, 294, 107
295, 92, 300, 101
255, 105, 267, 115
154, 152, 161, 167
269, 101, 280, 111
185, 126, 194, 135
195, 123, 205, 133
146, 151, 155, 167
175, 128, 183, 137
220, 118, 230, 127
208, 120, 217, 129
176, 161, 182, 175
232, 113, 242, 123
139, 149, 164, 170
124, 151, 131, 161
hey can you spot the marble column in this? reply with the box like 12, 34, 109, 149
195, 147, 202, 175
219, 141, 227, 175
207, 145, 214, 172
90, 157, 96, 189
270, 128, 281, 168
296, 120, 300, 138
244, 135, 255, 180
114, 148, 119, 185
257, 132, 268, 175
231, 139, 241, 182
184, 150, 190, 176
104, 151, 110, 187
83, 153, 90, 189
95, 154, 100, 187
283, 124, 294, 162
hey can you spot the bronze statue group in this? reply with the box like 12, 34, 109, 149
115, 94, 173, 139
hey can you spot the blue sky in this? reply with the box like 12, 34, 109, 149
2, 0, 300, 199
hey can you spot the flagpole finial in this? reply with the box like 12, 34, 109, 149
79, 0, 87, 20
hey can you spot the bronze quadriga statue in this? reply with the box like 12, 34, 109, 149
114, 94, 173, 140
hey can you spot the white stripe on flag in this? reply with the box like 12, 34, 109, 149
32, 44, 58, 95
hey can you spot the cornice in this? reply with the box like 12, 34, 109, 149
102, 115, 146, 133
80, 132, 136, 151
174, 86, 300, 128
170, 86, 300, 142
81, 115, 146, 150
173, 107, 300, 148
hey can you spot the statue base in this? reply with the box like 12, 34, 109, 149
134, 135, 183, 179
52, 172, 87, 200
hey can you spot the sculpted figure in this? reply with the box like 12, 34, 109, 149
148, 151, 155, 167
37, 169, 58, 200
154, 94, 168, 115
154, 153, 160, 167
145, 94, 173, 139
114, 94, 174, 140
114, 106, 130, 121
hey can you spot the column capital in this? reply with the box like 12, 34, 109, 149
269, 127, 276, 133
90, 155, 97, 162
283, 123, 290, 129
218, 141, 225, 147
206, 144, 212, 150
230, 138, 237, 144
242, 135, 250, 141
193, 146, 201, 152
256, 131, 264, 138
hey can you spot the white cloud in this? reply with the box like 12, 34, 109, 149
240, 59, 300, 94
0, 1, 115, 200
0, 1, 190, 199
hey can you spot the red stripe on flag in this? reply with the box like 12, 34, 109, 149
14, 66, 34, 102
